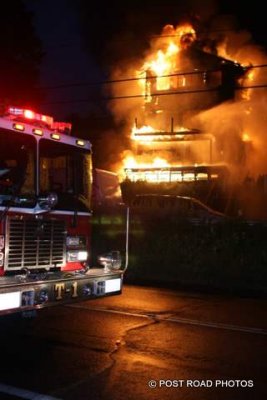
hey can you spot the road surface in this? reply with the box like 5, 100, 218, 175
0, 285, 266, 399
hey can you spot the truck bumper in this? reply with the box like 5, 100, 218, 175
0, 268, 123, 316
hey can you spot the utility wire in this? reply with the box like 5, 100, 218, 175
37, 63, 267, 91
41, 83, 267, 106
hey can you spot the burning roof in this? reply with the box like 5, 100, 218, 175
108, 21, 267, 190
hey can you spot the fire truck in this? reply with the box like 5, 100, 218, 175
0, 106, 128, 316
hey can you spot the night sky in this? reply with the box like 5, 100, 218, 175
24, 0, 267, 120
25, 0, 103, 119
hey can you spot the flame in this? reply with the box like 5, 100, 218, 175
137, 23, 196, 96
120, 122, 207, 183
131, 124, 189, 142
215, 37, 259, 103
118, 23, 259, 184
150, 43, 179, 90
216, 41, 238, 64
124, 155, 173, 183
242, 133, 251, 142
247, 70, 254, 82
131, 124, 160, 142
122, 148, 212, 183
132, 125, 159, 135
124, 155, 170, 169
123, 157, 212, 183
240, 68, 256, 101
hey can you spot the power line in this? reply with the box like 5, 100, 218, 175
41, 83, 267, 106
37, 63, 267, 91
38, 67, 228, 90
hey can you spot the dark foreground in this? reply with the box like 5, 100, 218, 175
1, 285, 266, 400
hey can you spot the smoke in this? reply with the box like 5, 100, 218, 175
193, 15, 267, 180
107, 59, 144, 129
205, 13, 266, 65
105, 11, 267, 187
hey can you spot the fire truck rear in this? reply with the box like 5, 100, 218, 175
0, 106, 128, 316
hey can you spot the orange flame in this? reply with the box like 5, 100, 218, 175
131, 124, 189, 143
124, 155, 170, 169
137, 23, 196, 97
242, 133, 251, 142
119, 22, 252, 183
240, 68, 256, 101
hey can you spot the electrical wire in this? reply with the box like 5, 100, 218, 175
41, 83, 267, 105
36, 63, 267, 91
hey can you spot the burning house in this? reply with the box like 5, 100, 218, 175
110, 22, 267, 217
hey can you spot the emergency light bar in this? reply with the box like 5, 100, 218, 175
6, 106, 72, 133
51, 121, 72, 134
7, 106, 54, 128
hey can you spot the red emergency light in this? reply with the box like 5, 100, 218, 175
7, 106, 54, 128
51, 121, 72, 134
